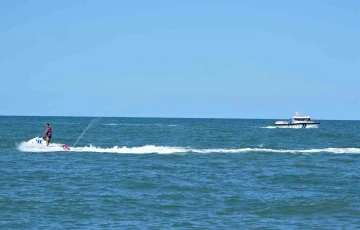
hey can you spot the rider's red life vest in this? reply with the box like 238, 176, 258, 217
46, 126, 52, 135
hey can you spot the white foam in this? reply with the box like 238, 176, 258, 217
103, 123, 178, 127
71, 145, 188, 154
103, 123, 154, 126
17, 142, 360, 154
260, 126, 277, 129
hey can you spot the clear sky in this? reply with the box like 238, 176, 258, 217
0, 0, 359, 119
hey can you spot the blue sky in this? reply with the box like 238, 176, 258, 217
0, 0, 359, 119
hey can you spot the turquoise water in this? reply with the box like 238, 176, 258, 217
1, 116, 360, 229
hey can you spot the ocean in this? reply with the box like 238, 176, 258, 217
1, 116, 359, 229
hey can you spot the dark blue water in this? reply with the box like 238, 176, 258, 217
1, 116, 360, 229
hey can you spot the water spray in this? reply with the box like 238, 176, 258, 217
73, 117, 100, 148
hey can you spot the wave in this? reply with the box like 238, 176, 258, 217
17, 142, 360, 154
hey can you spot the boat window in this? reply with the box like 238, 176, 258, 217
294, 118, 310, 121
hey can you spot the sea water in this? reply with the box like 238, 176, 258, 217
1, 116, 359, 229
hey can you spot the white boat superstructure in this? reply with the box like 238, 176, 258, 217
274, 112, 320, 128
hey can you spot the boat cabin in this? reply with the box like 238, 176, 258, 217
293, 117, 311, 121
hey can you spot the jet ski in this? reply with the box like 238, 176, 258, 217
27, 136, 71, 150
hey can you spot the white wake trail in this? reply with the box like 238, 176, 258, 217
17, 143, 360, 154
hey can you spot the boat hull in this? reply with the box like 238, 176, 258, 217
274, 123, 319, 129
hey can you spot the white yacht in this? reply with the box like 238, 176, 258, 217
274, 112, 320, 128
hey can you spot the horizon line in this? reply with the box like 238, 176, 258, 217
0, 114, 358, 121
